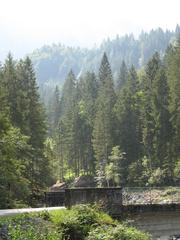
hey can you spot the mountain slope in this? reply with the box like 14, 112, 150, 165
29, 25, 180, 85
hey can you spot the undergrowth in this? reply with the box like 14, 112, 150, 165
0, 205, 150, 240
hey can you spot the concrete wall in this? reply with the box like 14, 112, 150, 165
130, 211, 180, 240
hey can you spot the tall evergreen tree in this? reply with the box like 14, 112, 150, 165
117, 61, 128, 89
48, 85, 61, 135
2, 53, 19, 125
77, 72, 98, 174
115, 66, 143, 184
60, 70, 77, 116
59, 70, 80, 176
165, 38, 180, 175
15, 57, 49, 190
93, 53, 116, 176
142, 53, 161, 166
151, 68, 173, 182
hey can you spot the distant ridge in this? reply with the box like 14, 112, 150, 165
29, 25, 180, 85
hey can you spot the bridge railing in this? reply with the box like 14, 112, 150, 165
122, 187, 180, 205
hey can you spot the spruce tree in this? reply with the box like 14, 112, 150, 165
114, 66, 143, 184
117, 60, 128, 89
93, 53, 116, 177
142, 53, 161, 166
77, 72, 98, 174
17, 57, 49, 190
165, 38, 180, 177
59, 70, 79, 176
48, 85, 61, 135
2, 53, 19, 125
152, 68, 173, 182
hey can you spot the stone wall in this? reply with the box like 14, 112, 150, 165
65, 187, 122, 216
45, 187, 122, 215
45, 190, 65, 206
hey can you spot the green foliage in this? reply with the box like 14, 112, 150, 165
0, 124, 31, 208
93, 53, 116, 178
117, 60, 128, 89
174, 160, 180, 180
1, 31, 180, 211
148, 168, 165, 186
0, 55, 50, 208
0, 214, 60, 240
114, 66, 143, 184
86, 224, 150, 240
47, 205, 114, 240
105, 146, 126, 186
0, 206, 150, 240
48, 41, 180, 187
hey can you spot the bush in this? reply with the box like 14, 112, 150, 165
54, 205, 113, 240
86, 225, 150, 240
50, 205, 114, 240
0, 214, 60, 240
0, 205, 151, 240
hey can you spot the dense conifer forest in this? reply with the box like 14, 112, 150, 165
47, 38, 180, 188
0, 34, 180, 208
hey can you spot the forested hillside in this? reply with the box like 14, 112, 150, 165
30, 26, 180, 86
0, 34, 180, 209
48, 37, 180, 187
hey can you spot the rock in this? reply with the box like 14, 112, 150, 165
49, 181, 67, 192
72, 175, 96, 188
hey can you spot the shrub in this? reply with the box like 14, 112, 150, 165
51, 205, 114, 240
56, 205, 104, 240
86, 225, 150, 240
0, 205, 151, 240
0, 214, 60, 240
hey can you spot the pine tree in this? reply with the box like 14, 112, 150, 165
0, 63, 32, 208
142, 53, 161, 166
16, 57, 49, 191
93, 53, 116, 176
117, 61, 128, 89
60, 70, 77, 116
165, 38, 180, 177
80, 72, 98, 127
15, 59, 31, 133
59, 70, 80, 176
114, 66, 143, 184
2, 53, 19, 125
152, 68, 173, 182
48, 85, 60, 135
76, 72, 98, 174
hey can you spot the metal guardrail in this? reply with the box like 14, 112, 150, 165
122, 187, 180, 205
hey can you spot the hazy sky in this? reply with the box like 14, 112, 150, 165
0, 0, 179, 60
